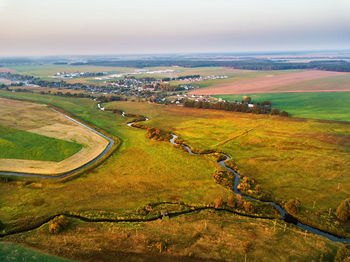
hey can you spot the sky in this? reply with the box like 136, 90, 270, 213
0, 0, 349, 56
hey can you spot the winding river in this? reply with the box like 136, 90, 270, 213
126, 113, 350, 243
0, 101, 349, 243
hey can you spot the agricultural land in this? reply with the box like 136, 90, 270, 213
0, 98, 109, 175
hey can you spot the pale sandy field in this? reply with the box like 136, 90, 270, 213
0, 98, 108, 175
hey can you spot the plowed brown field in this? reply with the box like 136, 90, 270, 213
190, 70, 350, 95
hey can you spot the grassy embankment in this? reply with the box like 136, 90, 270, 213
105, 101, 350, 236
213, 92, 350, 122
0, 91, 342, 261
0, 125, 82, 162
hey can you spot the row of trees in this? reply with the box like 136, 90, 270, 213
162, 75, 200, 81
146, 127, 172, 141
97, 95, 127, 103
215, 195, 255, 214
49, 215, 69, 234
183, 99, 289, 116
83, 59, 350, 72
154, 83, 184, 92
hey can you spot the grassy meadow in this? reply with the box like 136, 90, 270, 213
0, 125, 82, 162
4, 211, 338, 262
0, 242, 73, 262
104, 101, 350, 213
213, 92, 350, 122
0, 90, 347, 260
0, 91, 227, 229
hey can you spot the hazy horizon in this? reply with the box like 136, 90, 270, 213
0, 0, 349, 56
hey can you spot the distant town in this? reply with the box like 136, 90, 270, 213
0, 71, 229, 105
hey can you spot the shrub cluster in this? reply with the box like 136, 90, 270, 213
214, 196, 224, 208
227, 194, 243, 209
226, 194, 255, 214
284, 199, 301, 215
212, 153, 227, 162
243, 202, 255, 213
335, 244, 350, 262
213, 170, 235, 190
98, 95, 127, 103
138, 204, 154, 216
237, 176, 271, 200
49, 215, 69, 234
146, 127, 172, 141
238, 176, 256, 192
104, 108, 123, 114
335, 198, 350, 222
224, 159, 240, 173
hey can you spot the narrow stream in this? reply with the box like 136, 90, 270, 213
1, 102, 349, 243
129, 116, 350, 243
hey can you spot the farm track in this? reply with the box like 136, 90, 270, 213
0, 107, 114, 178
215, 125, 262, 147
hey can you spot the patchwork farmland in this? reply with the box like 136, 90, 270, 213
0, 98, 109, 175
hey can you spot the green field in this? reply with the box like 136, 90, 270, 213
0, 125, 82, 162
213, 92, 350, 122
0, 91, 347, 261
0, 242, 73, 262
